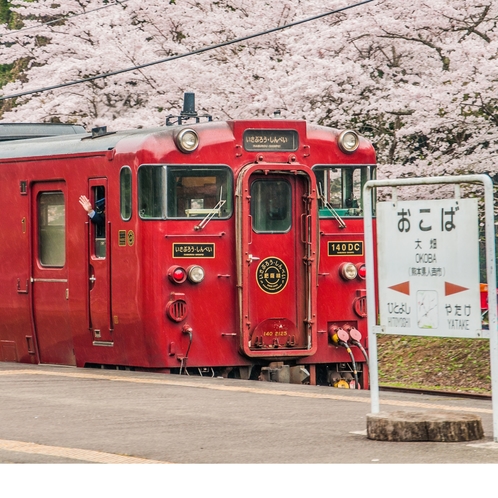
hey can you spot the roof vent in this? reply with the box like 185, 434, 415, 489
91, 126, 107, 138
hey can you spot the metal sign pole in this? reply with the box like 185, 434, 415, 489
483, 176, 498, 441
363, 179, 379, 413
363, 175, 497, 439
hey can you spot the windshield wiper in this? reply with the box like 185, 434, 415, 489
194, 187, 226, 231
318, 182, 346, 229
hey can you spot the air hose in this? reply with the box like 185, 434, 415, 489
179, 325, 193, 375
340, 341, 359, 389
348, 327, 369, 369
329, 326, 359, 389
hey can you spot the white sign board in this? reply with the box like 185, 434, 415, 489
377, 198, 481, 338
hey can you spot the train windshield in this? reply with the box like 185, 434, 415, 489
138, 165, 233, 219
313, 166, 375, 218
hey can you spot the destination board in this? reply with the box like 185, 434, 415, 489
173, 243, 215, 258
243, 129, 298, 151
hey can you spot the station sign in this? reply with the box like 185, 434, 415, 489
377, 198, 482, 338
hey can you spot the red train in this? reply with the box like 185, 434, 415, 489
0, 94, 376, 388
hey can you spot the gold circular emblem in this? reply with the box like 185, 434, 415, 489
127, 230, 135, 246
256, 257, 288, 294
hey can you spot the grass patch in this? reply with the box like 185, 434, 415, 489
377, 334, 491, 394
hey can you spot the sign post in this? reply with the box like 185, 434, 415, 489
363, 175, 498, 441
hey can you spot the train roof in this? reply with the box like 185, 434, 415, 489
0, 125, 167, 160
0, 119, 376, 163
0, 120, 245, 160
0, 123, 86, 142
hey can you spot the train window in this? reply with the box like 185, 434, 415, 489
138, 165, 233, 220
314, 166, 372, 218
251, 180, 291, 233
92, 186, 106, 258
120, 166, 132, 221
38, 192, 65, 267
166, 166, 232, 219
138, 166, 165, 218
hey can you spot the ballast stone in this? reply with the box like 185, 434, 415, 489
366, 411, 484, 442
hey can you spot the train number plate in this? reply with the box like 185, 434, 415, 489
328, 241, 363, 256
173, 243, 215, 258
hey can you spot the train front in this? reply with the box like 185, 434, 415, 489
119, 109, 375, 387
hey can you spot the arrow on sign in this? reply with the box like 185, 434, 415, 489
388, 281, 469, 296
445, 282, 469, 296
388, 281, 410, 295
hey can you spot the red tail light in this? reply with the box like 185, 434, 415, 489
168, 265, 187, 284
356, 263, 366, 279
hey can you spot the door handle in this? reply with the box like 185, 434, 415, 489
247, 254, 260, 264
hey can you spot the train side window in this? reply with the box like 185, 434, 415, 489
92, 186, 106, 258
166, 166, 233, 219
138, 166, 165, 219
38, 192, 65, 267
251, 180, 291, 233
120, 166, 132, 221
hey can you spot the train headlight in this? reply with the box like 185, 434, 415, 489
339, 262, 358, 280
168, 265, 187, 284
187, 265, 205, 283
175, 129, 199, 153
338, 130, 360, 153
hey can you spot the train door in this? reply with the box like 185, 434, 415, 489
86, 179, 113, 344
236, 164, 318, 358
31, 182, 76, 365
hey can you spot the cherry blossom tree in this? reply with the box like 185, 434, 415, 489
0, 0, 497, 185
1, 0, 496, 273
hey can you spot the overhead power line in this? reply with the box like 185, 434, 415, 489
0, 1, 128, 37
0, 0, 375, 101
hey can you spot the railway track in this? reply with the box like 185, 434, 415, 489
379, 385, 491, 400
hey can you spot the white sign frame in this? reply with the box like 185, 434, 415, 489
363, 175, 498, 441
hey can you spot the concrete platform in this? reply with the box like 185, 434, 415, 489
0, 361, 497, 495
0, 362, 497, 463
0, 363, 498, 498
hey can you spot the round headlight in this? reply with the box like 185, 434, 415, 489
339, 262, 358, 281
187, 265, 205, 283
176, 129, 199, 153
338, 130, 360, 153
